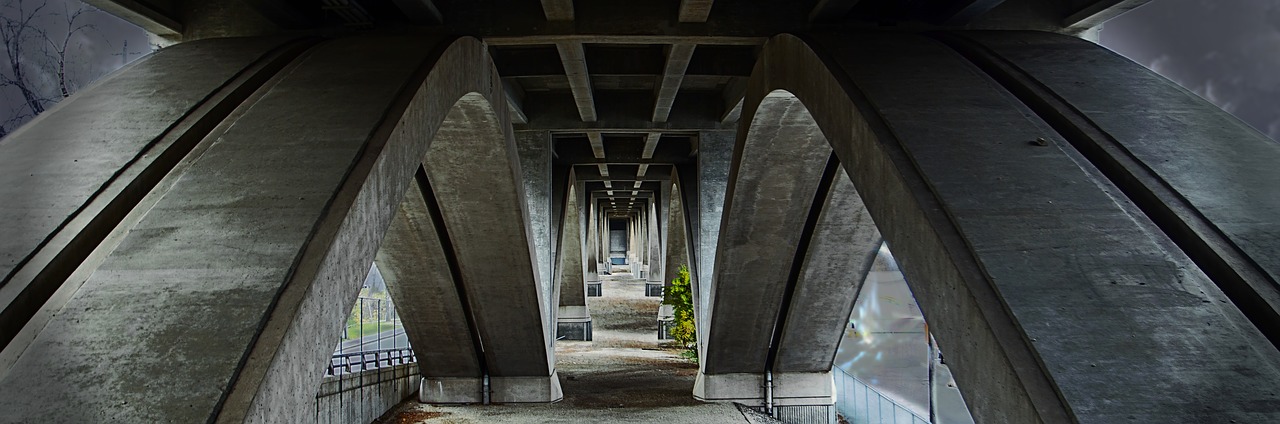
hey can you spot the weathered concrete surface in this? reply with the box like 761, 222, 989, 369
664, 177, 692, 291
774, 168, 881, 373
424, 97, 558, 385
315, 363, 420, 424
956, 31, 1280, 346
728, 32, 1280, 423
377, 172, 481, 380
702, 92, 832, 375
0, 37, 302, 352
517, 130, 556, 342
0, 35, 560, 422
557, 184, 592, 341
647, 201, 664, 288
695, 130, 734, 349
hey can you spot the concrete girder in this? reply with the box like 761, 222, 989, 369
698, 31, 1280, 424
951, 31, 1280, 348
0, 36, 561, 422
82, 0, 182, 35
0, 37, 312, 372
652, 44, 696, 123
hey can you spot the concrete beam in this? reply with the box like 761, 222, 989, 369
556, 41, 598, 122
1063, 0, 1151, 30
653, 44, 697, 123
83, 0, 182, 35
937, 0, 1009, 25
540, 0, 575, 21
587, 131, 606, 159
390, 0, 444, 25
487, 35, 764, 47
808, 0, 859, 23
678, 0, 715, 22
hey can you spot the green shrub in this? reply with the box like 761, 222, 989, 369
663, 265, 697, 360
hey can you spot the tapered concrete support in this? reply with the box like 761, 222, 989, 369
694, 131, 734, 348
518, 131, 556, 340
713, 32, 1280, 424
378, 172, 481, 381
0, 36, 563, 421
645, 202, 665, 295
556, 183, 592, 341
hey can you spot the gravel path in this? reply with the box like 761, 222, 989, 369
379, 269, 754, 423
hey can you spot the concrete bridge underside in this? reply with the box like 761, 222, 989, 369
0, 29, 1277, 424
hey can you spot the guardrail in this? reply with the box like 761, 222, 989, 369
835, 367, 930, 424
325, 347, 416, 376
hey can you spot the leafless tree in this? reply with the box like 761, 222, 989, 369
0, 0, 95, 138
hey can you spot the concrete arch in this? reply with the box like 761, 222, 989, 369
0, 35, 558, 422
702, 32, 1280, 423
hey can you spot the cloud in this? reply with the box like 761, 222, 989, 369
1101, 0, 1280, 141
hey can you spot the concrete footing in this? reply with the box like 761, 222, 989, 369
557, 305, 593, 341
587, 281, 602, 297
557, 320, 593, 341
420, 373, 563, 404
645, 282, 664, 297
694, 372, 835, 424
657, 304, 675, 340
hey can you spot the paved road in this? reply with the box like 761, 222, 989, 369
334, 326, 410, 354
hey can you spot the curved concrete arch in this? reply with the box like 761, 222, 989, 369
0, 35, 559, 422
703, 32, 1280, 423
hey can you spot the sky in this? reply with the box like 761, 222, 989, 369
0, 0, 1276, 141
1099, 0, 1280, 141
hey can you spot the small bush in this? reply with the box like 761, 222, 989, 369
663, 265, 697, 360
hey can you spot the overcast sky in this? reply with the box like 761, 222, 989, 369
0, 0, 1276, 141
1100, 0, 1280, 141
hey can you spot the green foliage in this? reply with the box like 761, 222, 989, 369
662, 265, 698, 360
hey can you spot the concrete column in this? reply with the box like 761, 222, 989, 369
645, 200, 665, 296
556, 184, 591, 341
585, 195, 601, 296
517, 131, 554, 343
695, 130, 734, 347
377, 175, 482, 391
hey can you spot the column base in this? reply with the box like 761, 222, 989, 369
645, 281, 664, 297
694, 372, 836, 424
420, 373, 564, 404
657, 304, 675, 340
556, 318, 592, 341
587, 281, 602, 297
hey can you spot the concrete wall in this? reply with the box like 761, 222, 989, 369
313, 364, 420, 424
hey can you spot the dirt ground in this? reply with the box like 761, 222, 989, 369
378, 268, 760, 423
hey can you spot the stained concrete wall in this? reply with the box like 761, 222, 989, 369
313, 364, 420, 424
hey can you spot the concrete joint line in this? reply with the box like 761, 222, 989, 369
932, 31, 1280, 350
790, 32, 1072, 423
0, 37, 321, 355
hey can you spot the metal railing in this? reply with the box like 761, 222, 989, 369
325, 347, 416, 376
835, 367, 930, 424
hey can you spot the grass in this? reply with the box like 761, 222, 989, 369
344, 321, 399, 340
